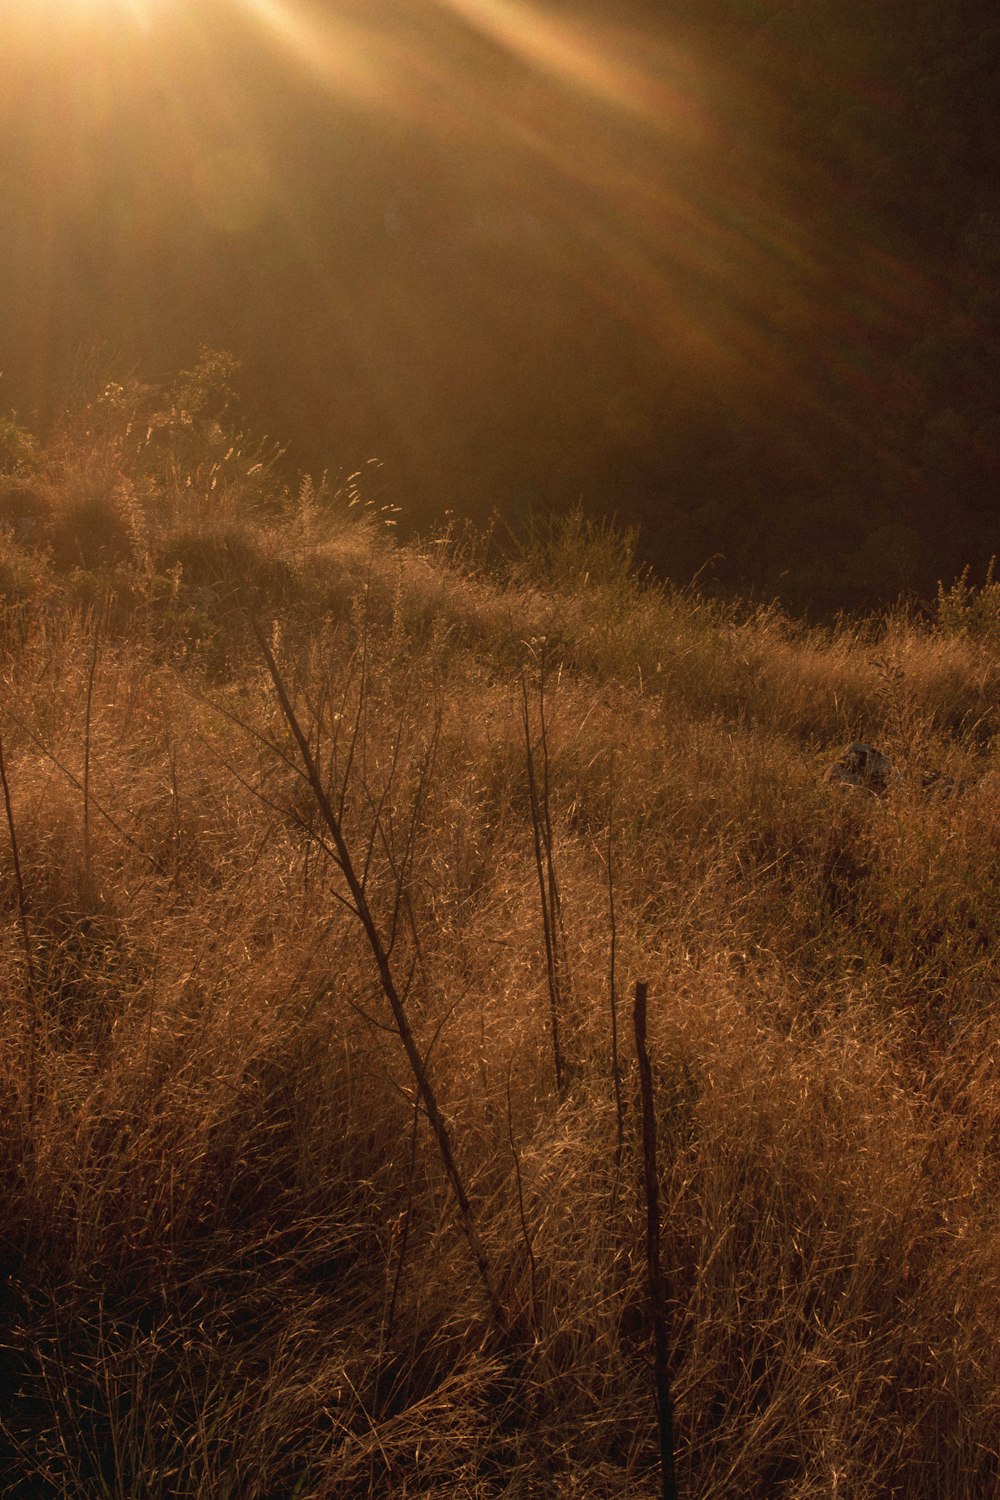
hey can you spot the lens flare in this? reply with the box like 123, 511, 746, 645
8, 0, 158, 21
238, 0, 396, 107
4, 0, 934, 478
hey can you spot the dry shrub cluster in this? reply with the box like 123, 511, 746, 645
1, 389, 999, 1496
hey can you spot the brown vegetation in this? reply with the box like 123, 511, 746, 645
1, 372, 999, 1496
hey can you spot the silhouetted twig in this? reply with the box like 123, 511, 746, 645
506, 1048, 538, 1329
607, 757, 624, 1197
520, 658, 566, 1095
82, 602, 104, 892
249, 611, 510, 1340
0, 729, 38, 1120
634, 979, 679, 1500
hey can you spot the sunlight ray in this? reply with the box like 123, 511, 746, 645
239, 0, 393, 107
433, 0, 696, 131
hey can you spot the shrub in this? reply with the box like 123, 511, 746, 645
153, 524, 295, 614
47, 493, 137, 572
935, 560, 1000, 642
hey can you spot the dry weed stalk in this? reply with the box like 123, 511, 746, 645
607, 755, 624, 1192
634, 979, 679, 1500
0, 726, 39, 1121
519, 645, 569, 1095
247, 612, 511, 1341
81, 602, 106, 895
506, 1048, 539, 1331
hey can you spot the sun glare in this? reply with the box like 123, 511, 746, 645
37, 0, 154, 10
237, 0, 396, 108
7, 0, 160, 36
5, 0, 777, 408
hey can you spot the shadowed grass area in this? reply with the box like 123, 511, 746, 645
1, 376, 999, 1496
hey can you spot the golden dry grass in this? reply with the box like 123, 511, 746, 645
1, 388, 999, 1496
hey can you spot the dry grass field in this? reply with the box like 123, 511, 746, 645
1, 368, 999, 1496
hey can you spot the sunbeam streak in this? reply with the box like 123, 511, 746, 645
431, 0, 702, 133
3, 0, 947, 567
8, 0, 159, 21
238, 0, 395, 107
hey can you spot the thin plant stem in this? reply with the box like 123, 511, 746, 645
82, 603, 103, 894
248, 610, 510, 1341
607, 755, 624, 1197
520, 668, 565, 1095
633, 979, 679, 1500
506, 1048, 538, 1329
0, 729, 38, 1120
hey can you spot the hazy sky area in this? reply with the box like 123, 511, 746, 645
2, 0, 998, 607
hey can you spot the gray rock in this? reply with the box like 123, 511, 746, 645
825, 742, 897, 793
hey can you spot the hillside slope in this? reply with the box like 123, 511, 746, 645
1, 377, 999, 1496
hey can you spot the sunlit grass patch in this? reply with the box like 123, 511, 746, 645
2, 384, 1000, 1495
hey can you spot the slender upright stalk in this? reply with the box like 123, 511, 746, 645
520, 668, 565, 1095
607, 759, 624, 1186
506, 1050, 538, 1326
633, 980, 679, 1500
536, 658, 566, 995
0, 730, 38, 1120
82, 605, 102, 893
250, 615, 509, 1339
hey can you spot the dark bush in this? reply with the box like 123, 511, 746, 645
153, 525, 295, 613
48, 494, 136, 572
